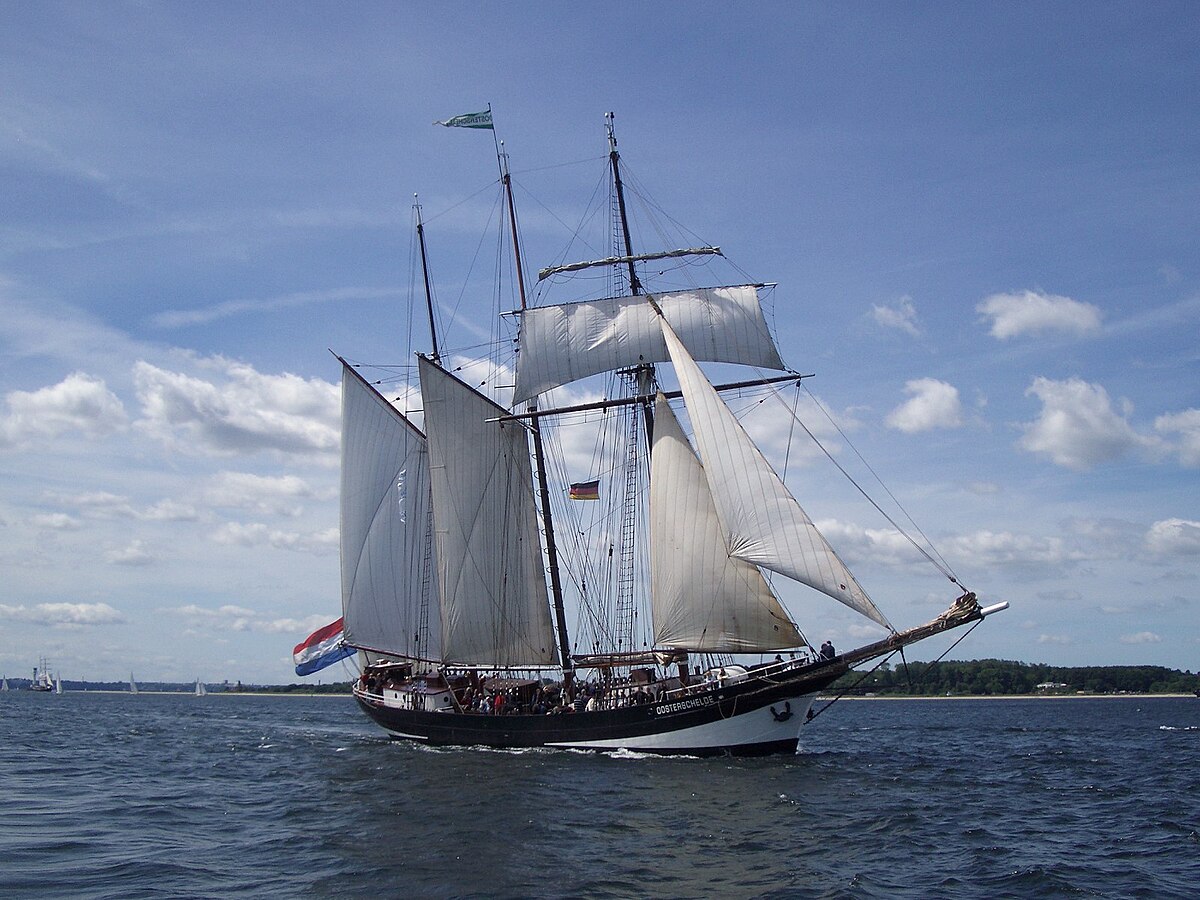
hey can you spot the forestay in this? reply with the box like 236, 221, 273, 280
660, 320, 893, 630
650, 393, 803, 651
339, 362, 440, 660
512, 285, 784, 405
418, 356, 558, 667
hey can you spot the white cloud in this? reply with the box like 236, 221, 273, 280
977, 290, 1102, 340
886, 378, 963, 433
0, 601, 126, 626
1144, 518, 1200, 557
814, 520, 925, 568
1037, 634, 1072, 645
942, 529, 1088, 570
212, 521, 338, 554
43, 491, 199, 522
1154, 408, 1200, 467
165, 604, 328, 636
0, 372, 127, 448
1018, 377, 1156, 469
133, 357, 339, 457
1119, 631, 1162, 645
106, 539, 155, 566
151, 286, 400, 328
872, 296, 921, 337
205, 472, 324, 517
31, 512, 82, 530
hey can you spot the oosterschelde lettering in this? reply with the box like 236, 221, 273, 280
652, 695, 716, 716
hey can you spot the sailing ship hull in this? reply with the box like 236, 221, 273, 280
355, 664, 845, 756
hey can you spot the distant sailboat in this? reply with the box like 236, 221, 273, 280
129, 673, 139, 695
1, 676, 9, 692
30, 658, 55, 692
194, 680, 207, 696
55, 676, 63, 694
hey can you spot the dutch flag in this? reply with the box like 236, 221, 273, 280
293, 617, 355, 676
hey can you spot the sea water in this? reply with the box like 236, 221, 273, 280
1, 692, 1196, 898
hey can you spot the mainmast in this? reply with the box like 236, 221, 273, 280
498, 141, 573, 685
607, 112, 655, 657
607, 112, 642, 296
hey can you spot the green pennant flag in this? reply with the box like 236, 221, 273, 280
433, 109, 494, 130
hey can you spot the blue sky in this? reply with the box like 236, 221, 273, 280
1, 3, 1197, 683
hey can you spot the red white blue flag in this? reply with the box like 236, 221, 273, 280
293, 618, 354, 676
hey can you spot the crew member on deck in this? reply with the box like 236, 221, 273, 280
820, 640, 836, 661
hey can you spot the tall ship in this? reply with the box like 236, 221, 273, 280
335, 113, 1005, 755
29, 658, 55, 692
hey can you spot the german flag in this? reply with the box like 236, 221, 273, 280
568, 479, 600, 501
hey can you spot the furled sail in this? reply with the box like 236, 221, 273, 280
339, 362, 439, 660
418, 356, 558, 667
650, 393, 804, 651
512, 285, 784, 405
660, 320, 893, 629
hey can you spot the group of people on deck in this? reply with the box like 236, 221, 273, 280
457, 676, 657, 716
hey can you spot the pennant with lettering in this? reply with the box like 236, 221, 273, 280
433, 109, 494, 130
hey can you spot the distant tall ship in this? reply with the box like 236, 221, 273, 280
30, 658, 55, 692
330, 113, 1006, 755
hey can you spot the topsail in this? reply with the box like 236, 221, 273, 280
513, 285, 784, 405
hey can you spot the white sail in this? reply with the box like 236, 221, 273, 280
339, 362, 440, 661
418, 356, 558, 667
130, 673, 138, 694
194, 680, 206, 696
660, 319, 893, 629
513, 285, 785, 405
650, 393, 804, 651
55, 676, 63, 694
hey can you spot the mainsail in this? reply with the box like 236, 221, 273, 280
659, 318, 893, 630
512, 285, 784, 404
418, 356, 558, 667
650, 393, 803, 651
339, 361, 439, 660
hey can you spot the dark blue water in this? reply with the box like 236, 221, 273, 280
1, 693, 1196, 898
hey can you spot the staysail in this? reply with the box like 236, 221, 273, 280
660, 319, 893, 629
650, 393, 804, 651
339, 361, 439, 661
512, 285, 785, 405
418, 356, 558, 667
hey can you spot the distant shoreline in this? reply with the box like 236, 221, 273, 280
821, 693, 1197, 701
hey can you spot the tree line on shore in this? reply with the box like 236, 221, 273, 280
829, 659, 1199, 696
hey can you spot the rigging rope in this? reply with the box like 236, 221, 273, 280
757, 376, 964, 589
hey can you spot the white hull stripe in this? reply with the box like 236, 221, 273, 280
547, 693, 814, 752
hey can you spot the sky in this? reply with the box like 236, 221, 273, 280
1, 2, 1197, 684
